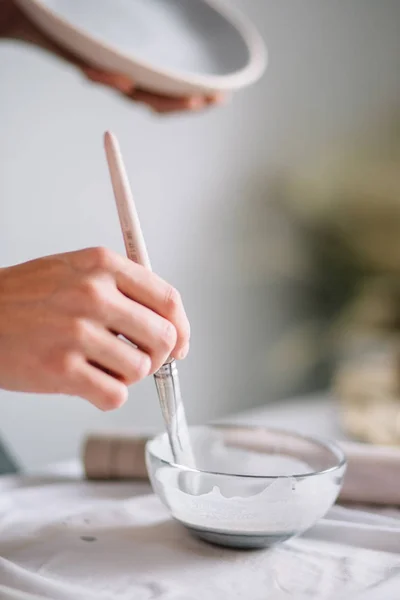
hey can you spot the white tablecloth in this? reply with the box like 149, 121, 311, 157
0, 396, 399, 600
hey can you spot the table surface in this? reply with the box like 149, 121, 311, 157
1, 395, 399, 600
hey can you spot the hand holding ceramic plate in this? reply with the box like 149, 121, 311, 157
3, 0, 266, 113
1, 0, 242, 113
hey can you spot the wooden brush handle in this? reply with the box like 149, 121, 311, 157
104, 131, 152, 269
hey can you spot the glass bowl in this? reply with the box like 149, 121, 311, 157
146, 425, 346, 549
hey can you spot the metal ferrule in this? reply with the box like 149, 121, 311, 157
153, 359, 181, 428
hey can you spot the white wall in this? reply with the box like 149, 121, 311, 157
1, 1, 399, 471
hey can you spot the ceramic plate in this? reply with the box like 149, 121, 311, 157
16, 0, 267, 95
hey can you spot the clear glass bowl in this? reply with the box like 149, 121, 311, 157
146, 425, 347, 549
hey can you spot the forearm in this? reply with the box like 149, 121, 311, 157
0, 0, 17, 36
0, 0, 66, 57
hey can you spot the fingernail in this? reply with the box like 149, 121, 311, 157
188, 96, 204, 110
212, 92, 230, 105
177, 343, 190, 360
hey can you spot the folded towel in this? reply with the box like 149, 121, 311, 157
82, 431, 400, 505
339, 441, 400, 504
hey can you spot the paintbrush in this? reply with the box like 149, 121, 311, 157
103, 131, 195, 468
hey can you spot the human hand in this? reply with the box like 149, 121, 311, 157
0, 0, 226, 113
0, 247, 190, 410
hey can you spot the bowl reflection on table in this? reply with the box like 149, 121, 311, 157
145, 425, 347, 549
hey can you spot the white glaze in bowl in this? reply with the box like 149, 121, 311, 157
146, 425, 347, 549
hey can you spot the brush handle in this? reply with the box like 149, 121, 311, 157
104, 131, 151, 270
104, 130, 172, 362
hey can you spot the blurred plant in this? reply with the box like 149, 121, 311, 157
282, 115, 400, 354
235, 112, 400, 413
272, 113, 400, 442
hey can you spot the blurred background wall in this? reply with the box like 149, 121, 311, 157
0, 0, 399, 471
